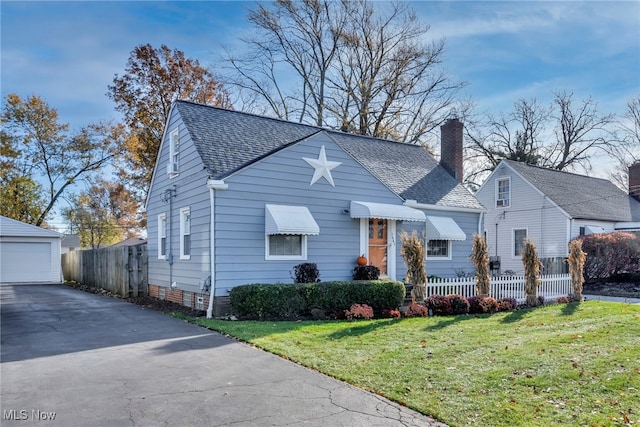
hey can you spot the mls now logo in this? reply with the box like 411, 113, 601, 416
3, 409, 57, 421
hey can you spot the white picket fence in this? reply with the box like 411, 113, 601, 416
426, 274, 572, 304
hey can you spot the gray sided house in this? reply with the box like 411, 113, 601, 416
145, 101, 485, 316
475, 159, 640, 275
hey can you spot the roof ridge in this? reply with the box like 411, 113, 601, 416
176, 100, 320, 131
176, 100, 426, 148
504, 159, 615, 185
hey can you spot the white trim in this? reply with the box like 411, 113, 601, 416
157, 213, 167, 260
387, 220, 397, 280
426, 239, 452, 261
359, 218, 396, 280
350, 201, 426, 222
206, 179, 228, 319
359, 218, 368, 260
403, 200, 486, 213
168, 128, 180, 178
495, 177, 511, 208
179, 207, 191, 260
265, 234, 307, 261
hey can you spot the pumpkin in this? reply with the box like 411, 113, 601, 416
356, 255, 367, 266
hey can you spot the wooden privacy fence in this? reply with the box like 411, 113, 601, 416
427, 274, 572, 304
61, 245, 148, 297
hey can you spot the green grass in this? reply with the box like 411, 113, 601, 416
177, 302, 640, 427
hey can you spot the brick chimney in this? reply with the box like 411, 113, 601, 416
630, 161, 640, 201
440, 118, 464, 183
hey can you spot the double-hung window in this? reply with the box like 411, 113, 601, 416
427, 239, 451, 259
167, 129, 180, 176
513, 228, 527, 257
180, 207, 191, 260
266, 234, 306, 260
158, 213, 167, 259
496, 177, 510, 208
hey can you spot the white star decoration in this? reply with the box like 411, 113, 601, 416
302, 145, 342, 187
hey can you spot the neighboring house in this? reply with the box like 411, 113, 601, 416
475, 159, 640, 275
61, 234, 81, 254
108, 237, 147, 247
0, 215, 63, 283
145, 101, 485, 315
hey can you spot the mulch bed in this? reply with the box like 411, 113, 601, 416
64, 282, 206, 317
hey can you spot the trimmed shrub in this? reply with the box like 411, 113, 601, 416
229, 280, 405, 319
345, 303, 374, 320
293, 263, 320, 283
468, 295, 499, 314
352, 265, 380, 280
447, 294, 470, 315
380, 308, 401, 319
404, 302, 429, 318
497, 297, 518, 312
426, 295, 453, 316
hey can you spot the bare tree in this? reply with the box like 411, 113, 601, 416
223, 0, 464, 144
331, 1, 460, 143
611, 94, 640, 189
546, 91, 615, 171
224, 0, 348, 125
464, 92, 616, 188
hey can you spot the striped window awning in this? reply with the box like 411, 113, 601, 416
425, 216, 466, 241
349, 201, 426, 222
265, 204, 320, 235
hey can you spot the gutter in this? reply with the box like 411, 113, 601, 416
403, 200, 487, 214
206, 179, 228, 319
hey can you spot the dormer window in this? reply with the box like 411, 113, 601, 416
167, 129, 180, 176
496, 177, 510, 208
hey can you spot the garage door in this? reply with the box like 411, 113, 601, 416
0, 242, 53, 282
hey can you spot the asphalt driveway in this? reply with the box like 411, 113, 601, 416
1, 283, 444, 426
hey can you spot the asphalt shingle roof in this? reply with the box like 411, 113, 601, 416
504, 159, 640, 222
174, 101, 482, 210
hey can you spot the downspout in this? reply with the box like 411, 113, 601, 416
206, 179, 228, 319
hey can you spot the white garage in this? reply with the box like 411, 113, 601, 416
0, 215, 63, 283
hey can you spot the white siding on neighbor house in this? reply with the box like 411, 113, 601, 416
146, 111, 211, 294
476, 163, 570, 274
571, 220, 616, 238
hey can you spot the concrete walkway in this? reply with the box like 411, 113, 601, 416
1, 284, 445, 426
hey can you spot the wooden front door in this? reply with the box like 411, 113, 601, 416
368, 218, 387, 275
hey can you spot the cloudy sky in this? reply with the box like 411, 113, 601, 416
2, 1, 639, 167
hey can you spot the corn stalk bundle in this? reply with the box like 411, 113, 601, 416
400, 230, 427, 302
567, 239, 586, 302
471, 233, 491, 295
522, 239, 542, 306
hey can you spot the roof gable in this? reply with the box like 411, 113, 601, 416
502, 160, 640, 222
172, 101, 482, 210
0, 216, 63, 238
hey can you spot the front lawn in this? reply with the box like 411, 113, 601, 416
184, 301, 639, 427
